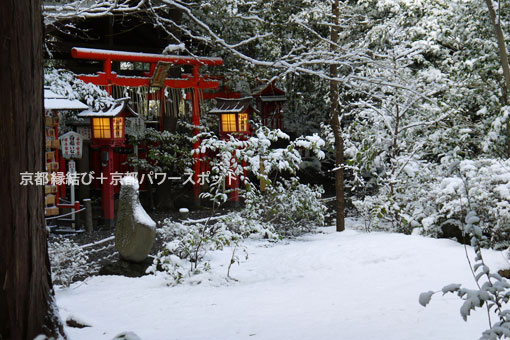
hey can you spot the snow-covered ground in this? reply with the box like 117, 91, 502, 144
56, 219, 510, 340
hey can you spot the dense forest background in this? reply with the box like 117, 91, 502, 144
43, 0, 510, 247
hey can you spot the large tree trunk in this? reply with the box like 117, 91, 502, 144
485, 0, 510, 97
484, 0, 510, 157
0, 1, 65, 339
330, 0, 345, 232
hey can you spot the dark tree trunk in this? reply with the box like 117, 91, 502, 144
330, 0, 345, 232
484, 0, 510, 157
0, 1, 65, 339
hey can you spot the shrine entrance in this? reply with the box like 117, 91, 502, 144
72, 47, 224, 210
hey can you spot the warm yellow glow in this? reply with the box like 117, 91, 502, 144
92, 118, 111, 139
113, 117, 124, 138
221, 114, 237, 132
238, 113, 248, 132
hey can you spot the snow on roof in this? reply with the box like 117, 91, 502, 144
44, 87, 88, 110
260, 95, 287, 102
209, 97, 258, 114
44, 88, 62, 98
75, 47, 181, 59
77, 98, 138, 118
72, 47, 223, 65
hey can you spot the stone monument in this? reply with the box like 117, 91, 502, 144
115, 176, 156, 263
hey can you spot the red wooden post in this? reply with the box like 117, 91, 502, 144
159, 87, 165, 131
191, 65, 201, 205
58, 154, 66, 200
192, 86, 201, 206
104, 58, 112, 95
78, 99, 137, 227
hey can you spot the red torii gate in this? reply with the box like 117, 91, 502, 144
71, 47, 224, 204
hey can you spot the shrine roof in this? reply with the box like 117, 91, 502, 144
251, 81, 286, 97
209, 97, 258, 114
44, 87, 89, 110
78, 98, 138, 118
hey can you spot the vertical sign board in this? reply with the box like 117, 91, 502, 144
68, 159, 76, 173
59, 131, 84, 160
58, 132, 84, 227
68, 159, 77, 227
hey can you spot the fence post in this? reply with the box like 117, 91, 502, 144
83, 198, 93, 232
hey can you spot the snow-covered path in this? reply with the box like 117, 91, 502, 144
56, 221, 510, 340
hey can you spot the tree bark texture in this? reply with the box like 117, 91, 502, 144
485, 0, 510, 97
484, 0, 510, 157
330, 0, 345, 232
0, 1, 65, 339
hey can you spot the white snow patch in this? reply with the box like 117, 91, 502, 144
120, 176, 139, 190
56, 222, 508, 340
440, 177, 463, 194
134, 203, 155, 229
66, 314, 92, 327
421, 216, 435, 230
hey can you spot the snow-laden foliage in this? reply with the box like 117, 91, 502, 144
128, 124, 193, 175
353, 157, 510, 249
331, 0, 510, 242
215, 211, 279, 240
44, 68, 113, 111
43, 0, 510, 149
244, 178, 327, 237
48, 238, 93, 287
148, 217, 249, 284
351, 157, 435, 234
347, 0, 507, 157
195, 126, 325, 206
419, 159, 510, 249
421, 210, 510, 340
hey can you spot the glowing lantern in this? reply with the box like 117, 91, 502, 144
209, 97, 257, 138
77, 98, 138, 228
77, 98, 137, 147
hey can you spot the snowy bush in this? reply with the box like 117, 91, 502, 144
150, 210, 289, 284
355, 157, 510, 249
215, 212, 279, 240
420, 159, 510, 249
48, 238, 92, 287
149, 219, 242, 284
352, 158, 435, 234
421, 210, 510, 340
195, 126, 325, 207
244, 177, 327, 237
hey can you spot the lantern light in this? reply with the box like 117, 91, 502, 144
78, 98, 138, 147
209, 97, 257, 138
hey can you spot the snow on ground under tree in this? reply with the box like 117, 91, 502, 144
56, 219, 510, 340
